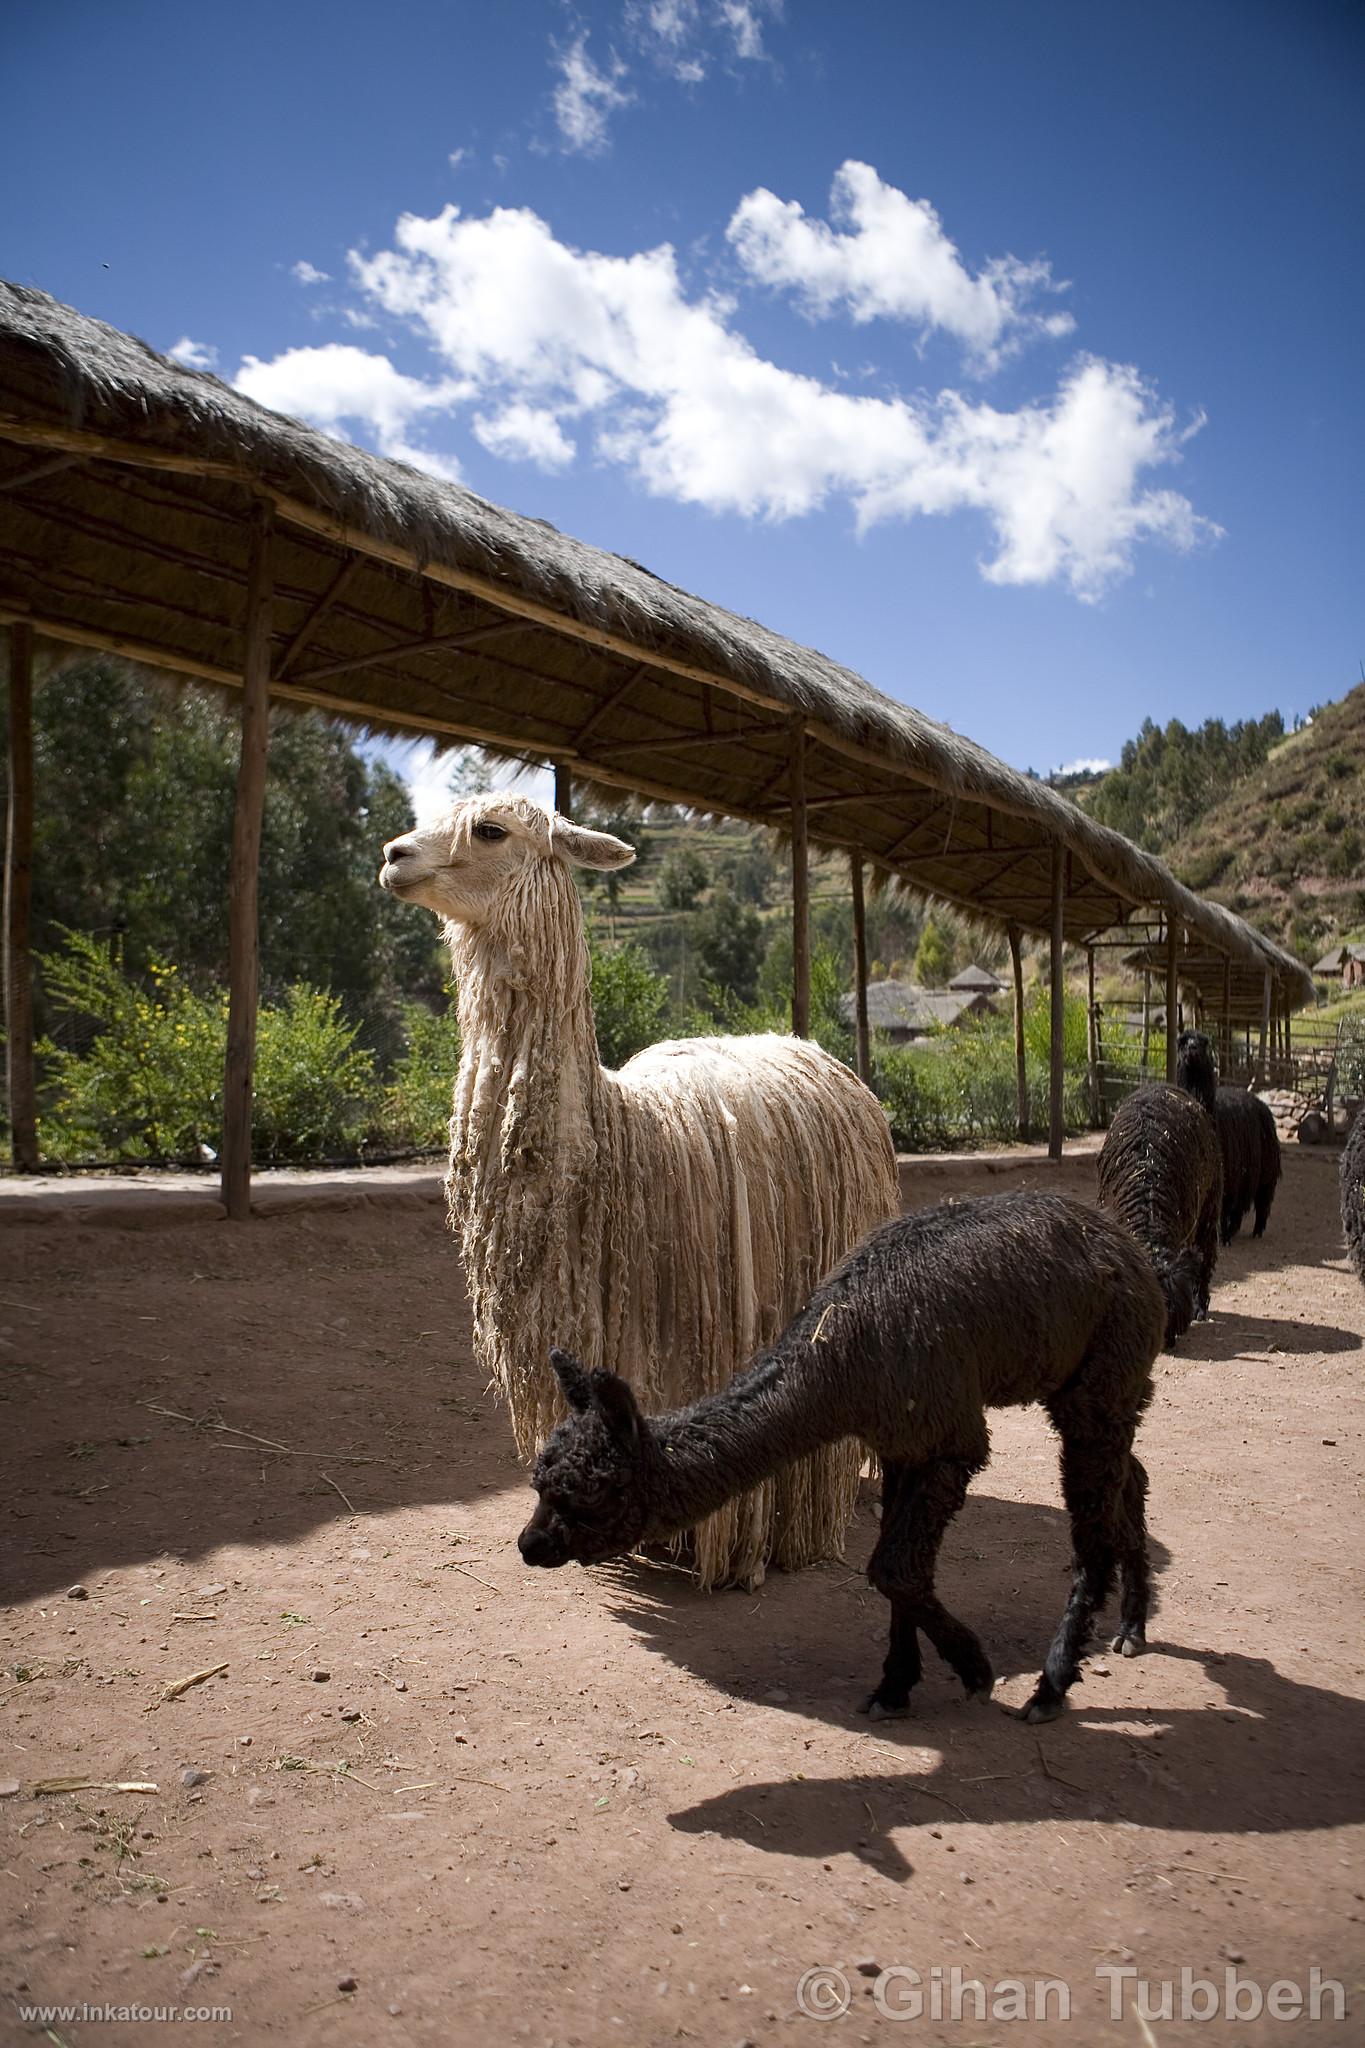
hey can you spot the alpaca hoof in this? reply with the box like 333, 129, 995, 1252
1111, 1631, 1145, 1659
861, 1694, 910, 1721
1021, 1693, 1065, 1725
965, 1684, 994, 1706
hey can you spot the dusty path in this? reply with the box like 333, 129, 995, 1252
1, 1149, 1361, 2044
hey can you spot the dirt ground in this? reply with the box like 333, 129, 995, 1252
1, 1148, 1361, 2046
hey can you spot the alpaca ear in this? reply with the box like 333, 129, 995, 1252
590, 1368, 642, 1446
549, 816, 637, 873
550, 1347, 593, 1413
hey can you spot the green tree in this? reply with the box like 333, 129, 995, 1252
692, 885, 767, 1009
657, 846, 710, 912
914, 916, 953, 987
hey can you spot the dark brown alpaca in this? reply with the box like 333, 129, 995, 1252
519, 1191, 1166, 1726
1099, 1036, 1222, 1342
1343, 1105, 1365, 1287
1175, 1027, 1280, 1245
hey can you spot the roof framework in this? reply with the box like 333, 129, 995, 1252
0, 283, 1313, 1200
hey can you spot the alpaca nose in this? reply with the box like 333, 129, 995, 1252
383, 835, 414, 863
518, 1522, 559, 1567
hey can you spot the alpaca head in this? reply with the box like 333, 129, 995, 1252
378, 793, 635, 930
518, 1348, 654, 1568
1175, 1029, 1218, 1113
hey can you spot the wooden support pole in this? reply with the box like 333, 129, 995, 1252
1009, 922, 1028, 1141
4, 623, 38, 1170
1256, 971, 1271, 1088
1048, 843, 1065, 1160
1165, 922, 1179, 1081
1140, 970, 1151, 1079
790, 720, 810, 1039
850, 851, 871, 1086
1221, 954, 1232, 1076
1086, 946, 1100, 1128
1284, 1002, 1292, 1087
220, 501, 274, 1222
554, 761, 573, 819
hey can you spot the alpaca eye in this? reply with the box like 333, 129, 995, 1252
473, 822, 508, 844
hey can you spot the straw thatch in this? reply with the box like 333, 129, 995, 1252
0, 280, 1311, 1021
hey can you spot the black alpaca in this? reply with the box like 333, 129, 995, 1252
1099, 1032, 1222, 1342
519, 1191, 1166, 1726
1343, 1105, 1365, 1287
1175, 1030, 1281, 1245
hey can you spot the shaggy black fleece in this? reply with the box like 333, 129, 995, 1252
1343, 1105, 1365, 1287
1175, 1029, 1219, 1114
520, 1190, 1166, 1726
1097, 1081, 1222, 1341
1214, 1088, 1282, 1243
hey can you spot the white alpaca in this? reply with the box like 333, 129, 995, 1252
380, 793, 899, 1587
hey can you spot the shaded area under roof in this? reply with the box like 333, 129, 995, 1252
0, 281, 1312, 1024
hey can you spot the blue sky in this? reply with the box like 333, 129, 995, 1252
4, 0, 1362, 809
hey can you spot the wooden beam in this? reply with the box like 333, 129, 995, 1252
590, 720, 783, 761
291, 614, 531, 688
1140, 970, 1152, 1080
1257, 970, 1271, 1087
1165, 922, 1179, 1081
220, 502, 274, 1222
554, 762, 573, 819
4, 624, 37, 1170
571, 664, 652, 749
1049, 842, 1065, 1159
277, 554, 362, 677
1009, 922, 1028, 1142
1221, 953, 1232, 1076
0, 453, 82, 494
790, 720, 810, 1039
1087, 945, 1100, 1129
851, 852, 871, 1087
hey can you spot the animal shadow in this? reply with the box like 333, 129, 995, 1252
600, 1493, 1365, 1876
1177, 1308, 1361, 1362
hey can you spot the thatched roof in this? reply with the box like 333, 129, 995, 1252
0, 280, 1312, 1022
949, 963, 1006, 993
840, 982, 999, 1035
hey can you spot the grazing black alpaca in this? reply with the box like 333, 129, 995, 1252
519, 1191, 1166, 1726
1343, 1105, 1365, 1287
1098, 1034, 1222, 1342
1175, 1030, 1281, 1245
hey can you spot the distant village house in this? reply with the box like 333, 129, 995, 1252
1312, 942, 1365, 990
841, 978, 1000, 1046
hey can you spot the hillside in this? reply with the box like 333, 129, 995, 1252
1167, 682, 1365, 958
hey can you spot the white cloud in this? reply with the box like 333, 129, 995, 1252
715, 0, 778, 61
447, 147, 469, 170
291, 259, 331, 286
728, 161, 1074, 370
168, 335, 218, 371
551, 32, 633, 154
1054, 757, 1113, 777
472, 400, 576, 469
332, 199, 1214, 596
233, 342, 466, 480
627, 0, 778, 77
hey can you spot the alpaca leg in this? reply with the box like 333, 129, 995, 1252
1252, 1178, 1275, 1238
1194, 1191, 1220, 1318
1024, 1402, 1135, 1723
862, 1453, 992, 1717
1110, 1454, 1152, 1658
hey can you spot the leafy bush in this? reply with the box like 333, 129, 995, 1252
37, 931, 227, 1162
875, 993, 1092, 1151
36, 930, 377, 1165
374, 999, 462, 1153
251, 986, 376, 1162
590, 940, 670, 1069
